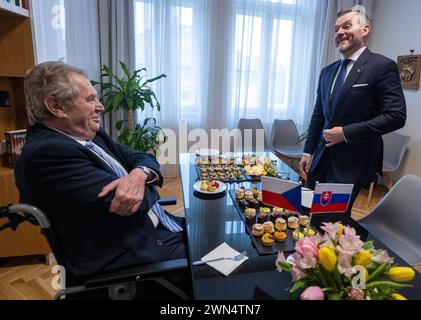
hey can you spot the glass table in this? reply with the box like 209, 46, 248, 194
179, 152, 421, 300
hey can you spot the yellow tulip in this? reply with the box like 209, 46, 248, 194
391, 293, 407, 300
337, 223, 344, 236
319, 247, 337, 272
388, 267, 415, 282
354, 250, 372, 267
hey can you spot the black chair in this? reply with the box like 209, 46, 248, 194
270, 119, 304, 174
365, 132, 410, 206
0, 199, 191, 300
237, 118, 270, 152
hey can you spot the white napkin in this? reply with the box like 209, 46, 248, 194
200, 242, 248, 276
302, 188, 314, 208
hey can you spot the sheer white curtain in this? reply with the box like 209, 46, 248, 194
134, 0, 212, 132
31, 0, 100, 81
134, 0, 327, 136
225, 0, 328, 134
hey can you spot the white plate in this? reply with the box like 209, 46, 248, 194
195, 148, 220, 157
193, 181, 227, 194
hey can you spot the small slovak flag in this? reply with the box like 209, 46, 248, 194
310, 183, 354, 214
261, 176, 301, 213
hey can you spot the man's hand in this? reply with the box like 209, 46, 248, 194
299, 154, 312, 181
323, 127, 345, 147
97, 168, 148, 216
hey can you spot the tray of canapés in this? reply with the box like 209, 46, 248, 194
236, 155, 279, 181
195, 156, 248, 183
229, 187, 315, 255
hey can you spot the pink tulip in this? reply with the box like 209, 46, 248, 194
295, 237, 319, 259
300, 286, 324, 300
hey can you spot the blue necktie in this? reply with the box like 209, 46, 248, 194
331, 59, 351, 111
85, 141, 183, 233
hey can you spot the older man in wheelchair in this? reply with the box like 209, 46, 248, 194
2, 61, 192, 300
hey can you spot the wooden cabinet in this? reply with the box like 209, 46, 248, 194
0, 1, 50, 258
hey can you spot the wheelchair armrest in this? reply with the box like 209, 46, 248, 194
84, 258, 188, 288
157, 197, 177, 206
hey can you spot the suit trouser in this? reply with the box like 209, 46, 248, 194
306, 149, 361, 215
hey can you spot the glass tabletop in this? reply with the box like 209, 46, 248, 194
179, 152, 421, 300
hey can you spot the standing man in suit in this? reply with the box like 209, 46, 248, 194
300, 8, 406, 212
15, 61, 187, 279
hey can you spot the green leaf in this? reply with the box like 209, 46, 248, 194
119, 61, 131, 78
115, 120, 127, 131
362, 241, 374, 250
368, 262, 388, 282
289, 279, 308, 294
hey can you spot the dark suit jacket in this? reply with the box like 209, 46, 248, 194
304, 49, 406, 188
15, 124, 177, 276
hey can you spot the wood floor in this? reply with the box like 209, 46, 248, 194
0, 177, 418, 300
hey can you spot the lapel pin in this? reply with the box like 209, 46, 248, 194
357, 69, 361, 73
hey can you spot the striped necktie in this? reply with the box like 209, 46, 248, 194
85, 141, 182, 233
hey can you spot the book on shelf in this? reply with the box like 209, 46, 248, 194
5, 129, 26, 168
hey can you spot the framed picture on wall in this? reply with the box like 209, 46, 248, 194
397, 54, 421, 90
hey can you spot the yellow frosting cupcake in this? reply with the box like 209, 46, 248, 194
287, 216, 299, 229
274, 231, 287, 242
275, 218, 287, 231
261, 233, 274, 246
293, 229, 305, 240
299, 215, 310, 227
263, 221, 275, 234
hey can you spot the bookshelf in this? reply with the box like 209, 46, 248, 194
0, 0, 50, 258
0, 1, 30, 17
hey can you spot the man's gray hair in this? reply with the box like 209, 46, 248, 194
24, 61, 87, 125
337, 6, 372, 27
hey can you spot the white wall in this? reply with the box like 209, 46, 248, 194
370, 0, 421, 179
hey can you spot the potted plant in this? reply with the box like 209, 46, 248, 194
92, 61, 167, 156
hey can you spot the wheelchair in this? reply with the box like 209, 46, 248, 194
0, 199, 192, 300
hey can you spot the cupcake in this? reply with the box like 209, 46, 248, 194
274, 231, 287, 243
275, 218, 287, 231
263, 221, 275, 234
261, 233, 274, 247
299, 215, 310, 228
252, 223, 264, 237
272, 207, 283, 218
287, 216, 299, 229
245, 208, 256, 221
258, 207, 270, 222
235, 187, 245, 199
250, 188, 259, 197
244, 191, 254, 201
200, 180, 208, 191
293, 229, 305, 240
247, 197, 259, 208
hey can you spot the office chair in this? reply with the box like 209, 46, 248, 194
359, 175, 421, 266
237, 118, 269, 152
270, 119, 304, 174
365, 132, 410, 206
0, 199, 191, 300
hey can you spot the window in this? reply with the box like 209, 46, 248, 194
231, 0, 296, 119
135, 0, 198, 123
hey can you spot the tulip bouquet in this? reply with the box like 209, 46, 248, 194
276, 222, 416, 300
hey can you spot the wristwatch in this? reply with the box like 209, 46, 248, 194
139, 166, 151, 179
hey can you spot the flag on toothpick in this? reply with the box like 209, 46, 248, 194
310, 183, 354, 214
261, 176, 301, 213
